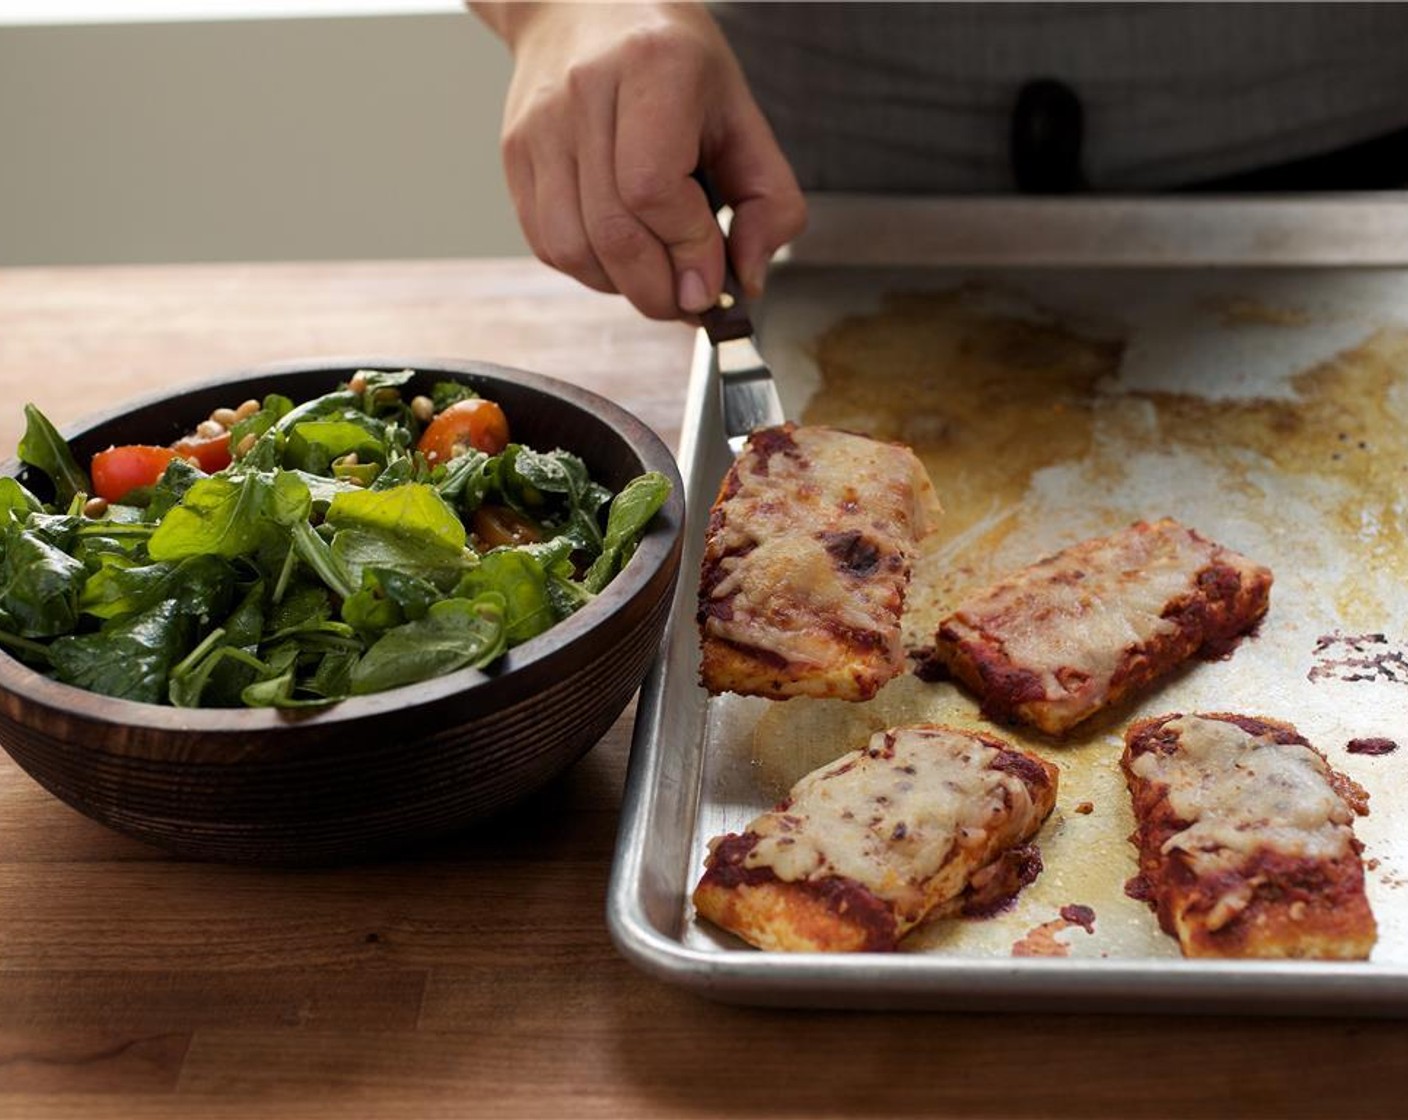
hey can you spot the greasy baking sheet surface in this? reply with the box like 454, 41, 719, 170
611, 251, 1408, 1011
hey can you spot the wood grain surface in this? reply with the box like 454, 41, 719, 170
2, 259, 1408, 1119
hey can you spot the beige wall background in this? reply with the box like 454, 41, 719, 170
0, 14, 530, 265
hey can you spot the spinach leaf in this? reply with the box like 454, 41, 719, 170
325, 483, 467, 552
0, 522, 86, 637
79, 552, 233, 624
266, 580, 331, 635
330, 528, 470, 591
349, 595, 507, 695
49, 600, 192, 705
582, 471, 672, 593
222, 578, 267, 647
325, 484, 470, 589
341, 583, 404, 638
18, 404, 90, 508
285, 417, 387, 474
24, 512, 82, 552
307, 646, 359, 699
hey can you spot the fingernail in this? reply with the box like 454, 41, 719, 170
739, 261, 766, 299
677, 269, 710, 314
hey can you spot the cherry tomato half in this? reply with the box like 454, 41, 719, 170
417, 398, 510, 464
471, 504, 542, 550
90, 445, 180, 503
171, 432, 233, 474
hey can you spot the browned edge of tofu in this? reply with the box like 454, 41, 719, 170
1121, 711, 1376, 960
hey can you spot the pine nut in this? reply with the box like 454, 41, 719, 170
195, 419, 225, 439
348, 372, 368, 394
410, 395, 435, 423
210, 407, 239, 427
235, 399, 261, 420
235, 432, 257, 458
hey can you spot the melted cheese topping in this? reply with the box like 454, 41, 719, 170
1130, 715, 1355, 870
740, 726, 1039, 913
947, 519, 1225, 702
705, 426, 941, 665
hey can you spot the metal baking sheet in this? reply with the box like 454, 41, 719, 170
608, 196, 1408, 1014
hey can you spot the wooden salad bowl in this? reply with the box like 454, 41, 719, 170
0, 359, 684, 864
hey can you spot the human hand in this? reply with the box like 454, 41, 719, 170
472, 2, 806, 320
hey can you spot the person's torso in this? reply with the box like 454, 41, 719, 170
712, 1, 1408, 192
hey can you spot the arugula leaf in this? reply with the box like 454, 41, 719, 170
285, 469, 362, 510
454, 549, 556, 644
169, 642, 271, 708
229, 394, 293, 473
18, 404, 90, 508
358, 369, 416, 393
497, 446, 611, 553
582, 471, 672, 593
349, 595, 507, 695
434, 448, 491, 507
430, 380, 479, 412
0, 478, 42, 525
240, 667, 297, 708
289, 520, 357, 602
341, 566, 442, 639
148, 474, 273, 561
369, 456, 415, 492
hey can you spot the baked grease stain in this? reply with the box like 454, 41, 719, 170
803, 285, 1408, 630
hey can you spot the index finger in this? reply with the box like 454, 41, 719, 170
613, 80, 725, 314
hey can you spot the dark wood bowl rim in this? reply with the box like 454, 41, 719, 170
0, 356, 684, 738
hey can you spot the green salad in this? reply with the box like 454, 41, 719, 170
0, 369, 671, 708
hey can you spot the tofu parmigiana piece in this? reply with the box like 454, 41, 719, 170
693, 724, 1058, 952
1122, 712, 1376, 960
698, 424, 941, 701
932, 518, 1271, 734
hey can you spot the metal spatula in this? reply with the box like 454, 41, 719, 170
694, 175, 784, 454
